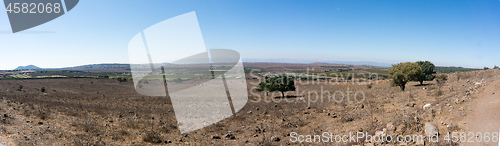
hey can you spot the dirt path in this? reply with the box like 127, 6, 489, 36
466, 77, 500, 146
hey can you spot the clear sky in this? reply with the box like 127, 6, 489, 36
1, 0, 499, 70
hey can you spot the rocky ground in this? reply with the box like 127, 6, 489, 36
0, 69, 498, 145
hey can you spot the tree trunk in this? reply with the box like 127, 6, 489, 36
419, 80, 424, 85
281, 91, 285, 97
400, 84, 405, 91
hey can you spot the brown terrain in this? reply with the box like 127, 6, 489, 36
0, 65, 498, 145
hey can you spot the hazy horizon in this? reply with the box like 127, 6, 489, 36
2, 0, 499, 70
5, 58, 487, 71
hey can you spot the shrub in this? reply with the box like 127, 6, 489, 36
41, 87, 46, 92
143, 131, 162, 143
17, 85, 23, 91
367, 83, 373, 89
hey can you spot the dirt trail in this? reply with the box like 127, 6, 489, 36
466, 77, 500, 146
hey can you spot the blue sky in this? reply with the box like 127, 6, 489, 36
1, 0, 499, 70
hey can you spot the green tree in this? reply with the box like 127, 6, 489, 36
256, 74, 296, 97
494, 65, 499, 69
415, 61, 435, 85
388, 62, 422, 91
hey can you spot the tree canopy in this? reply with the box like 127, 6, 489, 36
415, 61, 435, 85
388, 62, 422, 91
256, 74, 296, 97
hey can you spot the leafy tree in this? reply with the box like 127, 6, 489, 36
494, 65, 499, 69
388, 62, 422, 91
256, 74, 296, 97
484, 67, 489, 70
415, 61, 435, 85
256, 81, 270, 96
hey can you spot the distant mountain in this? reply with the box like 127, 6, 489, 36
57, 63, 131, 72
14, 65, 42, 70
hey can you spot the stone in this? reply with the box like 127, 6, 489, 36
423, 104, 432, 110
387, 122, 395, 132
271, 136, 280, 142
224, 133, 235, 139
425, 122, 438, 137
212, 135, 221, 139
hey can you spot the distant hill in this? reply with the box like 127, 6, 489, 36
242, 58, 392, 67
14, 65, 42, 70
58, 63, 131, 72
435, 66, 481, 73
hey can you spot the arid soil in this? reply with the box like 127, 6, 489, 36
0, 69, 498, 145
465, 74, 500, 146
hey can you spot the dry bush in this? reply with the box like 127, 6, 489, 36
435, 73, 448, 86
159, 123, 178, 133
339, 112, 355, 123
143, 131, 162, 144
435, 89, 443, 97
366, 83, 373, 89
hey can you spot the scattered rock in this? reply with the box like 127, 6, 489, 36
447, 122, 460, 131
224, 133, 235, 139
415, 137, 425, 145
386, 122, 395, 132
423, 104, 432, 110
424, 122, 438, 137
374, 128, 387, 137
458, 107, 464, 111
395, 124, 406, 134
306, 106, 311, 109
271, 136, 280, 142
212, 135, 221, 139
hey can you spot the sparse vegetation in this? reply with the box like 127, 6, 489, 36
388, 62, 422, 91
17, 85, 23, 91
143, 131, 162, 143
435, 73, 448, 85
256, 74, 296, 97
41, 87, 46, 92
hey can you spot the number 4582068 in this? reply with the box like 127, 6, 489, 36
5, 3, 61, 14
